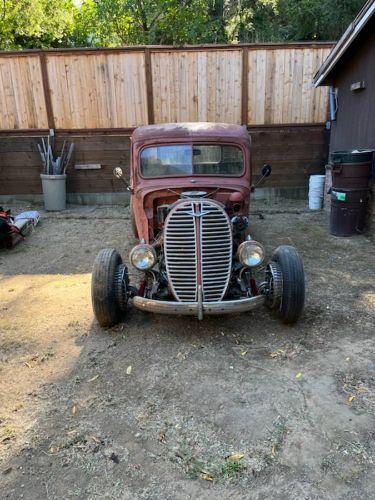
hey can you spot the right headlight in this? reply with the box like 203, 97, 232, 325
237, 240, 265, 268
129, 244, 156, 271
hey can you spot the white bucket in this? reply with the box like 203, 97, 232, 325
308, 175, 325, 210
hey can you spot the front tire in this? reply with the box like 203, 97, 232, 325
271, 245, 305, 324
92, 248, 127, 328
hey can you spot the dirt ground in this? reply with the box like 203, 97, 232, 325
0, 200, 374, 500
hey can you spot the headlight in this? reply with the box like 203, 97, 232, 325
130, 244, 156, 270
237, 240, 265, 268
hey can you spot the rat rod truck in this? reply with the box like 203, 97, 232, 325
92, 123, 305, 327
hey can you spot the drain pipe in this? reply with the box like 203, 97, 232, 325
329, 86, 338, 121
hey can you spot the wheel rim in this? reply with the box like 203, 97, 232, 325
265, 261, 283, 309
114, 264, 128, 311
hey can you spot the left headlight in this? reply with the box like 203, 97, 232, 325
237, 240, 265, 268
130, 244, 156, 271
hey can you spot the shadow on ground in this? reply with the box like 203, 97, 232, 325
0, 202, 374, 499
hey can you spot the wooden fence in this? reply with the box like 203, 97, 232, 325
0, 125, 330, 196
0, 43, 332, 131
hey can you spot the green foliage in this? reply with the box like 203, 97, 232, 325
0, 0, 367, 49
0, 0, 76, 49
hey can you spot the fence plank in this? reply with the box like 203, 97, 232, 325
0, 44, 332, 131
0, 55, 48, 129
152, 49, 242, 124
0, 125, 328, 194
45, 52, 148, 129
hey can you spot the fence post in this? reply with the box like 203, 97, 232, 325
39, 52, 55, 130
144, 48, 155, 125
241, 46, 249, 126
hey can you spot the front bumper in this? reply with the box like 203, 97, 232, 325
132, 294, 265, 318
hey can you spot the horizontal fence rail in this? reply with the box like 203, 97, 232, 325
0, 43, 333, 131
0, 125, 329, 195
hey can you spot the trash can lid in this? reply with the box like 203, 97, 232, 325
330, 150, 374, 164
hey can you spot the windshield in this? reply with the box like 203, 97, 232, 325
140, 144, 244, 178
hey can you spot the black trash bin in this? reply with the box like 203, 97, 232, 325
329, 150, 374, 236
330, 150, 373, 189
330, 188, 370, 236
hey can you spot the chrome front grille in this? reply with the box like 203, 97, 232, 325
164, 199, 232, 302
200, 201, 232, 301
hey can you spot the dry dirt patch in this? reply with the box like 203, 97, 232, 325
0, 201, 374, 499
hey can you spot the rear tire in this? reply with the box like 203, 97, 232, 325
92, 248, 125, 328
272, 245, 305, 324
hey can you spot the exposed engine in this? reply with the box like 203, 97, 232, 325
139, 192, 257, 303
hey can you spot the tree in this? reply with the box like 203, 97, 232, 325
0, 0, 76, 49
69, 0, 216, 46
0, 0, 368, 49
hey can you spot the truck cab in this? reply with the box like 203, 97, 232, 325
92, 123, 305, 327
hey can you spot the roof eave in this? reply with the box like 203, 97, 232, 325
313, 0, 375, 87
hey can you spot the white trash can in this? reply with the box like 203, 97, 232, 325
308, 175, 325, 210
40, 174, 67, 211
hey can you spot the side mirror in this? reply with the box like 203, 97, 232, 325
113, 167, 133, 193
113, 167, 123, 179
261, 164, 272, 177
251, 164, 272, 192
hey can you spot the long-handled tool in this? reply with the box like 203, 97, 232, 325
38, 138, 75, 175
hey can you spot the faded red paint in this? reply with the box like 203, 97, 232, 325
130, 123, 252, 241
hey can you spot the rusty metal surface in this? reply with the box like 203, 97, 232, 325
130, 122, 252, 241
132, 294, 265, 317
131, 122, 251, 147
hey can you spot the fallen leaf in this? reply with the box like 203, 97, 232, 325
87, 375, 99, 382
295, 372, 302, 379
126, 365, 132, 375
158, 430, 166, 443
270, 349, 285, 359
200, 472, 214, 481
226, 453, 244, 461
348, 395, 355, 403
71, 404, 77, 416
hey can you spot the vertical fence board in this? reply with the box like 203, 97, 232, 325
152, 49, 242, 124
45, 52, 148, 129
0, 45, 332, 130
0, 55, 48, 129
247, 46, 331, 125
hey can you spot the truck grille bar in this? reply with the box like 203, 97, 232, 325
164, 199, 232, 302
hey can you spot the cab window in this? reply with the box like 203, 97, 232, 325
140, 144, 243, 178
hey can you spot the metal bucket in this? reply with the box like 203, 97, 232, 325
330, 188, 369, 236
330, 150, 373, 189
40, 174, 66, 211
